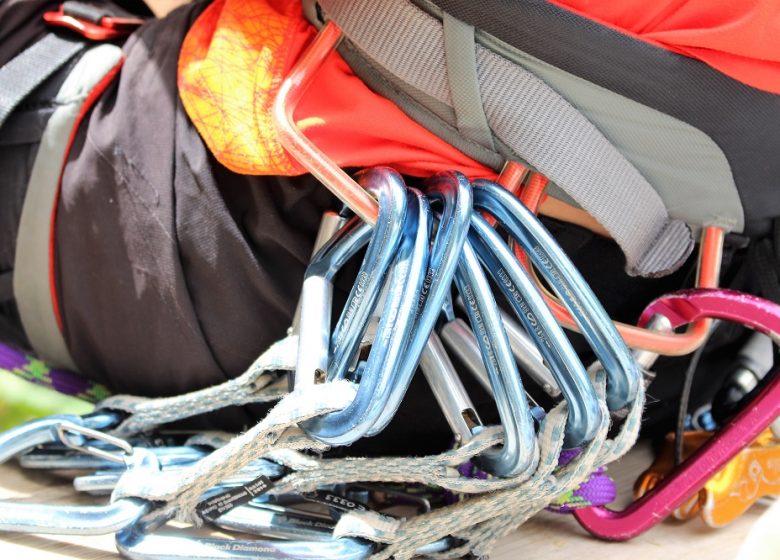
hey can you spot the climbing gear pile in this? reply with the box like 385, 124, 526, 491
2, 1, 780, 558
0, 165, 651, 558
1, 160, 779, 556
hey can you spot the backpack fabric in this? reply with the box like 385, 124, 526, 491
313, 0, 780, 242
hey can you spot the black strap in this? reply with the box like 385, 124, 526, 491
0, 34, 85, 132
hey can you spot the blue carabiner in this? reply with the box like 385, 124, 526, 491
0, 413, 156, 535
327, 168, 410, 382
303, 188, 430, 444
295, 217, 372, 387
468, 214, 602, 447
472, 180, 641, 411
116, 512, 374, 560
365, 171, 473, 436
0, 412, 119, 464
295, 169, 407, 389
454, 238, 539, 477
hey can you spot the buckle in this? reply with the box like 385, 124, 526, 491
43, 1, 145, 41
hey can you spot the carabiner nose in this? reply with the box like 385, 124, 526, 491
0, 412, 120, 464
0, 447, 158, 535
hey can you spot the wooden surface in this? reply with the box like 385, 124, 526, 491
0, 441, 769, 559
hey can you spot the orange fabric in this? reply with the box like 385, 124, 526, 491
178, 0, 492, 178
548, 0, 780, 94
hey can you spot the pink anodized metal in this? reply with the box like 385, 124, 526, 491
575, 288, 780, 540
639, 288, 780, 343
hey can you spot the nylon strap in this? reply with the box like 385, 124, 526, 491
13, 44, 123, 370
98, 335, 298, 437
441, 13, 494, 150
319, 0, 695, 277
109, 365, 644, 559
0, 34, 85, 131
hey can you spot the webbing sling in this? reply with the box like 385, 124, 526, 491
318, 0, 695, 277
13, 44, 123, 370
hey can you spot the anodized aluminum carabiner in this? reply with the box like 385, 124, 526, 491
72, 456, 286, 495
366, 171, 473, 437
468, 213, 602, 448
116, 512, 374, 560
0, 411, 119, 464
575, 288, 780, 540
472, 179, 641, 411
295, 168, 407, 389
303, 187, 430, 444
452, 237, 540, 477
0, 414, 156, 535
20, 444, 210, 472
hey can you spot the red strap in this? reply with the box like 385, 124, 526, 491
43, 4, 144, 41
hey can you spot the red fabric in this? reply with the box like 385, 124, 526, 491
178, 0, 780, 184
547, 0, 780, 94
178, 0, 493, 178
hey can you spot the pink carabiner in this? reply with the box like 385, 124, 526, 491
575, 288, 780, 540
639, 288, 780, 341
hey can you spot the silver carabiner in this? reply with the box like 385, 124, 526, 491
56, 421, 134, 464
0, 412, 120, 464
468, 213, 603, 448
73, 457, 286, 496
303, 186, 430, 444
116, 511, 374, 560
446, 297, 561, 398
472, 179, 641, 411
295, 168, 408, 389
21, 444, 210, 472
0, 413, 156, 535
452, 237, 540, 477
206, 485, 459, 557
366, 171, 474, 437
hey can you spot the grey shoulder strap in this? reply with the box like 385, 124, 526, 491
13, 43, 123, 370
0, 35, 85, 307
319, 0, 694, 277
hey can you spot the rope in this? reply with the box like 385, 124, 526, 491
0, 341, 110, 402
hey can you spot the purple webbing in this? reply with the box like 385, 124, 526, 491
445, 450, 616, 510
